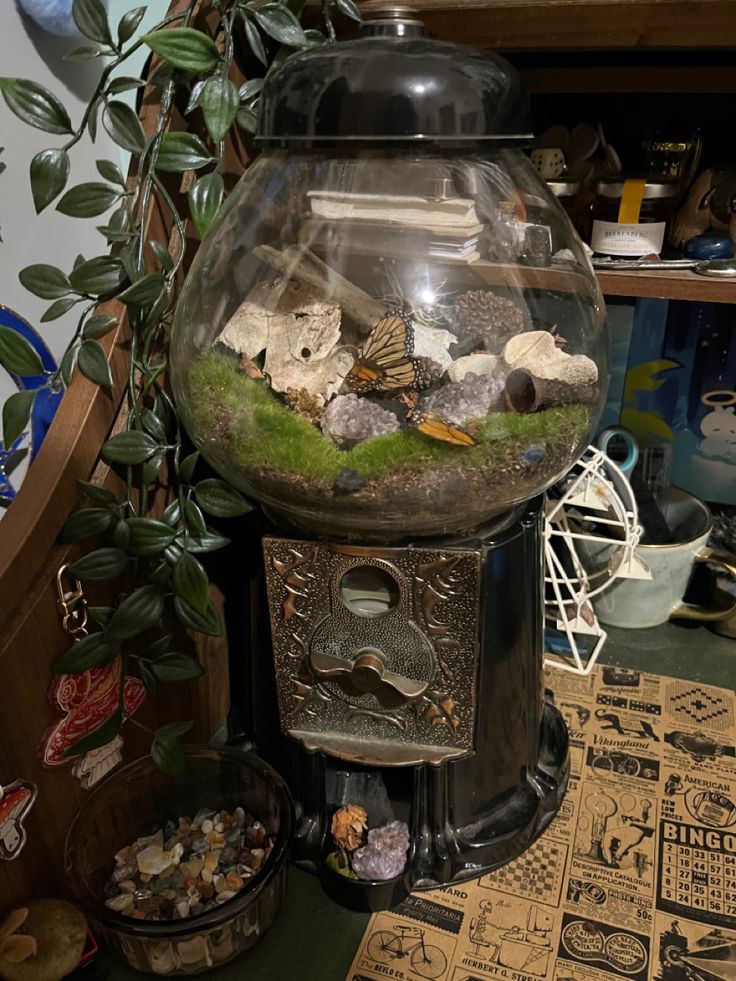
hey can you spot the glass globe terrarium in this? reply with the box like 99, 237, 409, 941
171, 10, 607, 541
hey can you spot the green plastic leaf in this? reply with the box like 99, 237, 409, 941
195, 478, 252, 517
187, 529, 230, 554
242, 16, 267, 66
236, 107, 257, 135
88, 606, 114, 626
150, 241, 174, 272
19, 264, 71, 300
179, 450, 199, 484
188, 171, 223, 238
174, 595, 222, 636
102, 100, 146, 154
303, 28, 327, 47
142, 27, 220, 72
30, 148, 70, 213
149, 561, 172, 588
69, 255, 126, 295
118, 272, 164, 308
83, 313, 117, 339
78, 479, 116, 503
106, 584, 165, 641
156, 132, 213, 173
183, 499, 206, 536
0, 327, 44, 376
185, 79, 206, 115
64, 45, 103, 61
117, 5, 147, 45
58, 507, 114, 543
87, 97, 99, 141
334, 0, 362, 22
107, 75, 146, 95
60, 345, 78, 387
151, 726, 187, 775
2, 390, 35, 448
239, 78, 264, 101
201, 77, 239, 143
146, 633, 173, 660
152, 652, 204, 683
67, 547, 128, 581
112, 518, 130, 551
0, 78, 72, 135
139, 406, 166, 441
138, 661, 157, 695
96, 158, 126, 187
102, 429, 158, 465
41, 297, 76, 323
126, 517, 177, 555
254, 4, 306, 46
73, 0, 113, 46
54, 632, 119, 674
157, 720, 194, 740
78, 339, 113, 389
162, 499, 180, 525
57, 181, 121, 218
64, 709, 122, 757
172, 551, 209, 615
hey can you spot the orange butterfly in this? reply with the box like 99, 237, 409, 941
414, 410, 476, 447
345, 312, 419, 393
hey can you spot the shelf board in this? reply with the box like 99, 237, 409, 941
357, 0, 736, 50
596, 267, 736, 302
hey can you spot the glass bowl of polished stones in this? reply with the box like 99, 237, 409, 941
65, 747, 293, 975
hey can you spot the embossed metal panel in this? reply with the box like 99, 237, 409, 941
262, 538, 481, 765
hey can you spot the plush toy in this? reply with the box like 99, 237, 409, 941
15, 0, 82, 37
0, 901, 87, 981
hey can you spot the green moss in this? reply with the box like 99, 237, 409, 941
187, 351, 590, 484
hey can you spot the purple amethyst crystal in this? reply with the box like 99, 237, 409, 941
321, 394, 400, 449
422, 372, 505, 425
351, 820, 410, 881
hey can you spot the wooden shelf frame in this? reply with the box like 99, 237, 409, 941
358, 0, 736, 50
597, 267, 736, 303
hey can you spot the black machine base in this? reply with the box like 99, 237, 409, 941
228, 497, 569, 911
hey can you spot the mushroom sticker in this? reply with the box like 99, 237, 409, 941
0, 780, 37, 861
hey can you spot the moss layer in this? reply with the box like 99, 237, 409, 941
187, 351, 590, 487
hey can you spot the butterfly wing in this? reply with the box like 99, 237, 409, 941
415, 411, 477, 447
345, 313, 417, 392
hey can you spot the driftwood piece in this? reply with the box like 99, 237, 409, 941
253, 244, 385, 332
502, 331, 598, 412
504, 368, 596, 413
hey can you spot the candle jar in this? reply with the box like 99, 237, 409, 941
591, 178, 678, 257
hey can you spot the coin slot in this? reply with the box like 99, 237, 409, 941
340, 566, 399, 617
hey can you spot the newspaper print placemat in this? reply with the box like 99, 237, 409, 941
346, 664, 736, 981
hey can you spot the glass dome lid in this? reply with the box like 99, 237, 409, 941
171, 12, 608, 542
257, 7, 532, 148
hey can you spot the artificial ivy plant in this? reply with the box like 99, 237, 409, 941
0, 0, 359, 772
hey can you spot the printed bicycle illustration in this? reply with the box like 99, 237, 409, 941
366, 924, 448, 979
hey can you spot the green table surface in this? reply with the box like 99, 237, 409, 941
102, 621, 736, 981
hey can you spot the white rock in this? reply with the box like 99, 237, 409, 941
502, 330, 598, 386
136, 845, 173, 876
448, 353, 501, 383
201, 819, 214, 834
413, 323, 456, 372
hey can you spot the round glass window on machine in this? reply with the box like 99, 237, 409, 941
171, 6, 610, 911
171, 10, 607, 544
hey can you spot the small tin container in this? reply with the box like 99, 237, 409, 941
591, 177, 678, 257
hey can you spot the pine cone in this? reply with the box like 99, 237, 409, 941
331, 805, 368, 852
452, 290, 527, 354
284, 387, 324, 424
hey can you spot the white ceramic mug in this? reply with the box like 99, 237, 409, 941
588, 487, 736, 629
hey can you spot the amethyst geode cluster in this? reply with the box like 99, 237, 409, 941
328, 805, 410, 881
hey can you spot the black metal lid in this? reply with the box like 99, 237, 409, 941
256, 7, 531, 148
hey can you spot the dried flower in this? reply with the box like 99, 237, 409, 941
284, 387, 324, 425
331, 805, 368, 852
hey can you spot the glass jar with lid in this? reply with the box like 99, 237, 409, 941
591, 177, 678, 257
171, 9, 608, 542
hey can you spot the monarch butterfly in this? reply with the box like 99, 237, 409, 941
414, 410, 477, 447
345, 312, 419, 393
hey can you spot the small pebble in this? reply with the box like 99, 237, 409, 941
226, 871, 244, 892
215, 890, 236, 904
201, 819, 214, 834
176, 901, 190, 919
213, 874, 227, 894
198, 881, 214, 900
118, 880, 136, 894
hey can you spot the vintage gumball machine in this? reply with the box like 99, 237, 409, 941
171, 8, 608, 910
